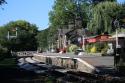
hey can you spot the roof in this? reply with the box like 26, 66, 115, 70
112, 33, 125, 38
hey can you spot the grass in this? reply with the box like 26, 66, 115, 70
0, 58, 17, 68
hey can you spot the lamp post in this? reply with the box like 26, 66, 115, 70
113, 19, 121, 70
114, 19, 119, 48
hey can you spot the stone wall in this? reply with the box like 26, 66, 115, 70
33, 54, 96, 73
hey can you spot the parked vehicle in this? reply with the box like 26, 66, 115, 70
74, 49, 85, 55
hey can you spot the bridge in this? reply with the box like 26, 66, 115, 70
11, 51, 36, 58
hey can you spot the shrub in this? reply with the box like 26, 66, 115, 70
90, 46, 97, 53
101, 45, 109, 56
0, 46, 8, 59
85, 44, 92, 52
85, 42, 108, 53
68, 44, 78, 53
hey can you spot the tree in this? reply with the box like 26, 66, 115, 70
87, 1, 122, 35
115, 4, 125, 28
36, 28, 49, 50
0, 0, 6, 5
0, 20, 38, 51
49, 0, 89, 29
48, 0, 90, 47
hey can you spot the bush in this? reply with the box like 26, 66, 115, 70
90, 46, 97, 53
101, 45, 109, 55
86, 44, 92, 52
86, 42, 108, 53
0, 46, 8, 60
68, 44, 78, 53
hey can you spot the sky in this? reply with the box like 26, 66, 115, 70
0, 0, 54, 30
0, 0, 124, 30
118, 0, 125, 3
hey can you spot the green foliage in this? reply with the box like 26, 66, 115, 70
0, 20, 38, 52
85, 44, 92, 52
48, 0, 123, 49
115, 5, 125, 28
68, 44, 78, 52
90, 46, 97, 53
87, 2, 123, 35
47, 0, 91, 49
101, 45, 109, 55
0, 58, 17, 68
0, 46, 8, 59
49, 0, 89, 30
0, 46, 8, 54
0, 0, 6, 5
36, 28, 49, 50
86, 42, 108, 53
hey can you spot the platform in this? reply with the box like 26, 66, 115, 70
33, 53, 114, 74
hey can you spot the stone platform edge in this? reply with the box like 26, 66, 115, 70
33, 53, 99, 73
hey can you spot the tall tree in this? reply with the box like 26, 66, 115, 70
48, 0, 90, 45
116, 4, 125, 28
49, 0, 89, 29
87, 1, 122, 35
